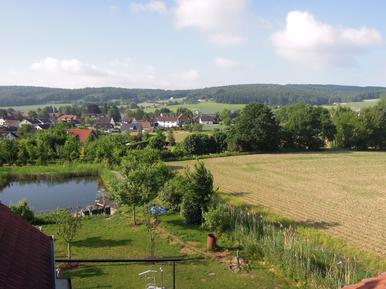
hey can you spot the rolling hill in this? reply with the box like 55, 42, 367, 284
0, 84, 385, 107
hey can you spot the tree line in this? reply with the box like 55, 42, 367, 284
0, 84, 385, 106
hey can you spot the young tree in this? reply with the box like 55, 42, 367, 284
113, 159, 173, 225
181, 161, 214, 225
55, 210, 82, 259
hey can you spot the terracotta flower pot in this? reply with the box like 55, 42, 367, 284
207, 234, 217, 250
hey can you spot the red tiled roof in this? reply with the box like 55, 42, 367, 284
343, 273, 386, 289
67, 128, 94, 142
0, 203, 55, 289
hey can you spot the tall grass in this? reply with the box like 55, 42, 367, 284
225, 205, 368, 289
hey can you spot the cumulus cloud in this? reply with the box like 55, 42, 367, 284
214, 57, 240, 68
129, 0, 166, 13
23, 57, 201, 89
31, 57, 107, 77
174, 0, 249, 46
271, 11, 383, 68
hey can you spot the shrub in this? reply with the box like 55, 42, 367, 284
10, 199, 35, 223
203, 204, 231, 236
160, 175, 186, 212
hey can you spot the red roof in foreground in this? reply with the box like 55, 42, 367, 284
0, 203, 54, 289
67, 128, 94, 143
343, 273, 386, 289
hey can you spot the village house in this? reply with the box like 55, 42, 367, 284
0, 203, 72, 289
155, 113, 187, 128
19, 119, 33, 127
0, 126, 17, 140
197, 114, 218, 125
95, 116, 115, 132
57, 114, 81, 125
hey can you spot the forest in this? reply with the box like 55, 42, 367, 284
0, 84, 385, 106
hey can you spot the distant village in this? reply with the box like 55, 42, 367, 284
0, 103, 221, 141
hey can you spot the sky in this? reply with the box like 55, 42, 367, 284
1, 0, 386, 89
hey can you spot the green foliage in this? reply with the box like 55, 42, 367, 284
182, 134, 214, 155
54, 209, 82, 259
112, 157, 173, 225
229, 103, 280, 151
159, 175, 187, 212
181, 161, 214, 225
10, 199, 35, 223
203, 204, 231, 236
61, 135, 80, 161
147, 132, 166, 150
0, 84, 384, 107
276, 104, 336, 149
167, 130, 176, 146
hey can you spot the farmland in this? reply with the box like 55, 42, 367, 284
170, 151, 386, 255
142, 101, 246, 114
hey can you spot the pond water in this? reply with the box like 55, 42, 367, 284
0, 177, 103, 212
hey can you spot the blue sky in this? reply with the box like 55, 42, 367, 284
1, 0, 386, 89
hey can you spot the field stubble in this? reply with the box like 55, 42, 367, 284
172, 152, 386, 255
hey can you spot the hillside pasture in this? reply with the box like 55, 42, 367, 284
170, 152, 386, 255
143, 101, 245, 114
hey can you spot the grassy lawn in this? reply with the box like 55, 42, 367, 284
324, 98, 381, 110
169, 151, 386, 256
144, 101, 245, 114
43, 213, 293, 289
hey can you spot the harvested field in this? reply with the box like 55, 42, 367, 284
171, 152, 386, 255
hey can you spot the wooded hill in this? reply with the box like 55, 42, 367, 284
0, 84, 385, 106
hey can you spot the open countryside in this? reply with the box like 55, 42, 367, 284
171, 152, 386, 255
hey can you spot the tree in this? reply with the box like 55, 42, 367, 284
276, 104, 336, 150
167, 130, 176, 146
61, 135, 80, 161
229, 104, 280, 152
332, 107, 367, 149
54, 210, 82, 259
182, 133, 214, 155
10, 199, 35, 223
181, 161, 214, 225
113, 159, 173, 225
148, 133, 166, 150
160, 175, 187, 212
108, 105, 121, 122
176, 107, 193, 119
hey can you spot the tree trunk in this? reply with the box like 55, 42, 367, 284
67, 242, 72, 259
132, 206, 136, 225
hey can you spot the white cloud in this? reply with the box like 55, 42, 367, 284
214, 57, 240, 68
129, 0, 166, 14
271, 11, 383, 68
17, 57, 201, 89
174, 0, 249, 46
31, 57, 107, 77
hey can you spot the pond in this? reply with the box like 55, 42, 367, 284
0, 177, 103, 212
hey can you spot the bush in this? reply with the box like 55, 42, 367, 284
10, 199, 35, 223
203, 204, 231, 235
160, 175, 186, 212
181, 161, 214, 225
